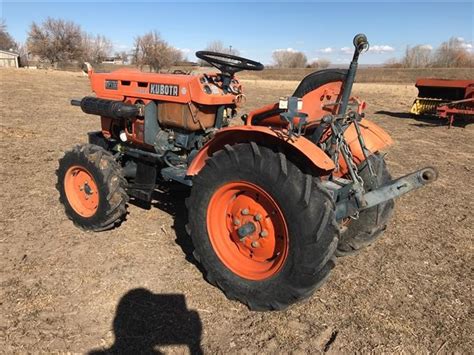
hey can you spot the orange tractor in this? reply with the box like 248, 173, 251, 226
58, 34, 437, 310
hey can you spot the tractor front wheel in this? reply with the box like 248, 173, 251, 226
187, 143, 339, 310
56, 144, 128, 231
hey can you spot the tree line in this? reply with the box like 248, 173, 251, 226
1, 17, 472, 70
0, 17, 238, 71
272, 49, 330, 69
1, 18, 129, 67
1, 17, 329, 70
385, 37, 473, 68
0, 18, 184, 70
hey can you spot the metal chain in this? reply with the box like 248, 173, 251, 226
332, 129, 363, 187
333, 134, 341, 172
329, 115, 364, 189
341, 138, 364, 187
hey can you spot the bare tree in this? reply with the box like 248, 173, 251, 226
115, 51, 129, 63
403, 45, 432, 68
432, 37, 473, 68
0, 20, 17, 51
307, 58, 331, 69
383, 57, 403, 68
82, 33, 113, 63
272, 49, 307, 68
197, 40, 240, 66
399, 38, 473, 68
204, 40, 239, 55
133, 31, 183, 71
27, 17, 84, 66
16, 42, 29, 66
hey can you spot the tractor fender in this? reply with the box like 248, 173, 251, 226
344, 118, 394, 163
187, 126, 335, 176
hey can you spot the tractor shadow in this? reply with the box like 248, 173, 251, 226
129, 182, 201, 270
89, 288, 203, 354
375, 110, 472, 128
153, 184, 200, 268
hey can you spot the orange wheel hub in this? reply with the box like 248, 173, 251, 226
64, 166, 99, 217
207, 181, 289, 280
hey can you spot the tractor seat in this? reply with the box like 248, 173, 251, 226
249, 69, 348, 125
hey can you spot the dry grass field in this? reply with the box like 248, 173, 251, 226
238, 67, 473, 82
58, 63, 473, 83
0, 68, 473, 353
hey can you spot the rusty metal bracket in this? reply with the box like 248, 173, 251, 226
333, 167, 438, 220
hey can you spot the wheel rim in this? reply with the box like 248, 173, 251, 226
64, 166, 99, 217
207, 181, 289, 280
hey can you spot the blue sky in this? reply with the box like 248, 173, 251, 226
1, 1, 473, 64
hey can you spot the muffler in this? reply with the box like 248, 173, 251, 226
71, 97, 139, 120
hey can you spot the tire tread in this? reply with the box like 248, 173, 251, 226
187, 142, 339, 311
56, 144, 128, 232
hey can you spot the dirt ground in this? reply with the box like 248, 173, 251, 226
0, 68, 472, 353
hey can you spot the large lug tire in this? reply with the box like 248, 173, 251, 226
336, 153, 395, 256
56, 144, 128, 231
187, 143, 340, 311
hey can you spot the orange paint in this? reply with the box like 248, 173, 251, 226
89, 68, 241, 106
186, 125, 335, 176
345, 118, 394, 158
207, 181, 289, 280
88, 67, 243, 147
244, 79, 392, 176
86, 65, 393, 180
246, 81, 343, 126
64, 166, 99, 217
329, 119, 393, 176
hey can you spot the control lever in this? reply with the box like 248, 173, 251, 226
338, 33, 369, 116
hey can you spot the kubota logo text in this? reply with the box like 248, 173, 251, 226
149, 83, 179, 96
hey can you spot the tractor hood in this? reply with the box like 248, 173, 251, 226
87, 68, 241, 106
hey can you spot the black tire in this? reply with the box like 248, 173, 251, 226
56, 144, 128, 231
187, 143, 339, 311
293, 69, 347, 98
336, 153, 394, 256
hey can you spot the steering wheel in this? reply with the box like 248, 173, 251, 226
195, 51, 264, 76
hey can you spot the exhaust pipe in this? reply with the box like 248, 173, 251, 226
71, 97, 139, 120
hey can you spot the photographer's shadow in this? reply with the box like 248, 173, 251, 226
89, 288, 203, 354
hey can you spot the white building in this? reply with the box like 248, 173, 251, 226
0, 50, 20, 68
102, 57, 124, 65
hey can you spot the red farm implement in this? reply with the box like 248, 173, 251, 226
411, 79, 474, 127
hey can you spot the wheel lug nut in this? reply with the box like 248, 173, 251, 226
241, 208, 249, 215
254, 214, 262, 221
260, 230, 268, 238
233, 218, 241, 226
251, 241, 260, 248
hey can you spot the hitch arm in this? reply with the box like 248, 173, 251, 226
335, 167, 438, 220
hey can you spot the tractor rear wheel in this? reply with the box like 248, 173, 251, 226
56, 144, 128, 231
336, 153, 394, 256
187, 143, 339, 310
